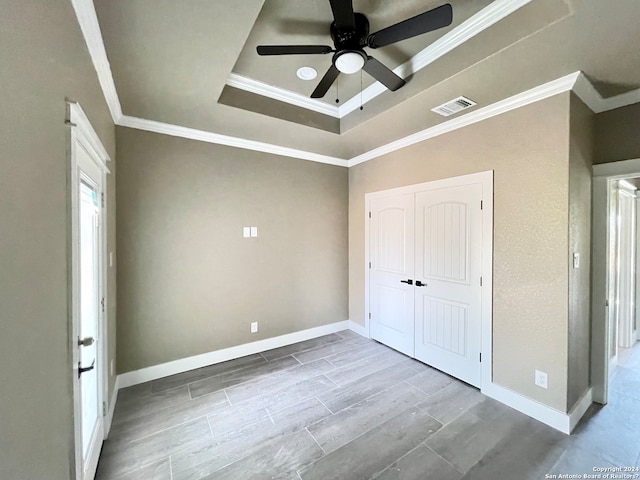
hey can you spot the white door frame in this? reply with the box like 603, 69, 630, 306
364, 170, 494, 391
68, 102, 111, 480
592, 158, 640, 404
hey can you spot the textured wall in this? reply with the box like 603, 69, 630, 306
0, 2, 116, 479
349, 94, 571, 411
594, 102, 640, 164
567, 94, 594, 411
116, 128, 348, 372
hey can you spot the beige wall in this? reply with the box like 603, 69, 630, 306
567, 94, 594, 410
349, 94, 572, 411
0, 2, 116, 479
115, 128, 348, 373
594, 102, 640, 164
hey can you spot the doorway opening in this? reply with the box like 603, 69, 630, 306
592, 159, 640, 404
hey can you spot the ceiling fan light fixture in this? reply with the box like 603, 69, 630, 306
334, 51, 366, 74
296, 67, 318, 80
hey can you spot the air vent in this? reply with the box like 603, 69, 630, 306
431, 96, 476, 117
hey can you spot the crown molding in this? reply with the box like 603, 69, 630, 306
226, 73, 340, 118
348, 71, 581, 167
118, 115, 349, 167
572, 74, 640, 113
71, 0, 122, 123
72, 2, 638, 170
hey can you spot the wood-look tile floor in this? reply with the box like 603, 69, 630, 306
96, 331, 640, 480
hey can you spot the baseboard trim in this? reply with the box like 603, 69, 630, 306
117, 321, 349, 388
348, 320, 369, 338
568, 388, 593, 433
482, 382, 573, 434
104, 375, 120, 438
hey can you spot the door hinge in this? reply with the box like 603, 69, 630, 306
480, 200, 483, 210
101, 297, 105, 312
369, 211, 371, 219
101, 192, 105, 208
102, 401, 107, 416
480, 276, 483, 286
369, 312, 371, 320
479, 353, 482, 363
605, 299, 609, 307
369, 262, 371, 269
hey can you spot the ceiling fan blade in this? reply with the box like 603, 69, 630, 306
256, 45, 333, 56
329, 0, 356, 30
311, 65, 340, 98
367, 3, 453, 48
362, 56, 406, 92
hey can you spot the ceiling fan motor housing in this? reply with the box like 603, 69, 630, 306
330, 12, 369, 50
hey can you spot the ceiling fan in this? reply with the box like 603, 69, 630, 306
256, 0, 453, 99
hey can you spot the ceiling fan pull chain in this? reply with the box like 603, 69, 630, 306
335, 76, 340, 103
360, 70, 364, 111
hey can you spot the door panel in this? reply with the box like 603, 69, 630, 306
415, 184, 483, 387
370, 194, 415, 356
71, 128, 106, 480
79, 180, 102, 466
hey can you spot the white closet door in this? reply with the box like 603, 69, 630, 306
414, 183, 483, 387
369, 194, 416, 356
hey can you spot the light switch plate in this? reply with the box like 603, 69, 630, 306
251, 321, 258, 333
250, 227, 258, 237
243, 227, 251, 238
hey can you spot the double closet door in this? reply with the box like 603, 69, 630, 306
369, 180, 484, 387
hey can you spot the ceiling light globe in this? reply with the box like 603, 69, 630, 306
335, 51, 365, 74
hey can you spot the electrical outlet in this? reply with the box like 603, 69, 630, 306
251, 322, 258, 333
535, 370, 548, 389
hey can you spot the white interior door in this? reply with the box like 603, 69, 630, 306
369, 194, 415, 356
78, 178, 103, 477
414, 184, 483, 387
69, 103, 109, 480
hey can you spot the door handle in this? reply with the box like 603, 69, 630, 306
416, 280, 427, 287
400, 279, 413, 285
78, 359, 95, 379
78, 336, 95, 347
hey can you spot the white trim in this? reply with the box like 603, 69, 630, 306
568, 388, 593, 433
594, 158, 640, 178
104, 376, 120, 438
70, 0, 122, 123
348, 320, 370, 338
349, 72, 580, 166
482, 382, 572, 434
118, 115, 349, 167
67, 102, 111, 169
226, 73, 340, 118
573, 73, 640, 114
117, 321, 349, 388
600, 88, 640, 113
